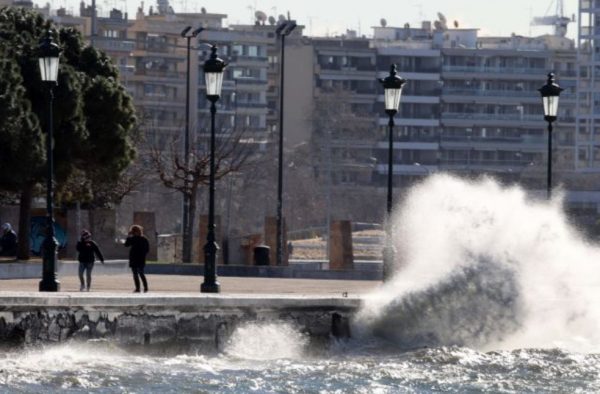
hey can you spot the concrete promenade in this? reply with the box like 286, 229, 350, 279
0, 273, 380, 295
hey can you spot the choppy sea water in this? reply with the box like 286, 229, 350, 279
1, 340, 599, 393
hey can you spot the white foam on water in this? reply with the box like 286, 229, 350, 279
356, 174, 600, 352
223, 322, 309, 360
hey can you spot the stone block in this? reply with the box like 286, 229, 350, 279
329, 220, 354, 270
157, 234, 181, 263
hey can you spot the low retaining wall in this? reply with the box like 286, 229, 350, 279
0, 261, 382, 280
0, 294, 359, 349
0, 260, 128, 279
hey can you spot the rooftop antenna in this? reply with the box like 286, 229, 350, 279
437, 12, 448, 30
247, 0, 257, 23
255, 10, 267, 25
414, 3, 424, 21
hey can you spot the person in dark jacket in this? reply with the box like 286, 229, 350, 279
124, 224, 149, 293
0, 223, 18, 257
76, 230, 104, 291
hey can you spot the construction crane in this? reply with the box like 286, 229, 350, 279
530, 0, 573, 37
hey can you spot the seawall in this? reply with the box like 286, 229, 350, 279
0, 293, 360, 349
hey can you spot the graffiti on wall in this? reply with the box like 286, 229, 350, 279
29, 216, 67, 255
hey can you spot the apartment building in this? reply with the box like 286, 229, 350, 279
305, 21, 584, 213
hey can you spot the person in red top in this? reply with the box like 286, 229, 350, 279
76, 230, 104, 291
124, 224, 149, 293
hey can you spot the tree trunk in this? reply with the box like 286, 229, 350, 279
187, 188, 197, 263
16, 183, 33, 260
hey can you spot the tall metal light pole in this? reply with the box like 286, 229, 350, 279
180, 26, 204, 263
538, 73, 562, 200
201, 45, 226, 293
38, 31, 61, 292
275, 19, 297, 266
378, 64, 406, 281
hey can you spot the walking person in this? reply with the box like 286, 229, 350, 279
76, 230, 104, 291
124, 224, 149, 293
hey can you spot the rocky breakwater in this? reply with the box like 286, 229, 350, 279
0, 293, 359, 350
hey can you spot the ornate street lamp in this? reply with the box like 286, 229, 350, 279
378, 64, 406, 281
180, 25, 204, 263
275, 19, 297, 266
38, 31, 61, 292
538, 73, 562, 199
201, 45, 226, 293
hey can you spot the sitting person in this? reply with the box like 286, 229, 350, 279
0, 223, 17, 257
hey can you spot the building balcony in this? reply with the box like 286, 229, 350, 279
136, 98, 183, 108
440, 159, 538, 172
375, 163, 440, 175
442, 65, 577, 78
378, 117, 440, 127
376, 70, 440, 81
442, 112, 540, 122
236, 101, 268, 109
441, 136, 545, 151
234, 78, 268, 86
132, 69, 181, 80
318, 64, 376, 73
319, 69, 377, 81
228, 54, 269, 63
132, 49, 182, 59
94, 38, 135, 52
375, 141, 439, 150
442, 88, 536, 98
377, 94, 439, 104
441, 88, 576, 103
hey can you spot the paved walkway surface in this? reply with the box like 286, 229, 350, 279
0, 274, 381, 295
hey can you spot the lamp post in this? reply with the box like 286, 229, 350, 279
201, 45, 226, 293
275, 19, 297, 266
180, 25, 204, 263
378, 64, 406, 281
538, 73, 562, 200
38, 31, 61, 292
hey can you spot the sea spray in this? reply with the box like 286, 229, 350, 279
224, 322, 309, 360
356, 174, 600, 352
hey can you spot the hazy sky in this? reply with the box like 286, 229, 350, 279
41, 0, 578, 39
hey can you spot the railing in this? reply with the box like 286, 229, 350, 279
442, 88, 536, 98
229, 55, 269, 63
442, 65, 576, 77
133, 69, 181, 79
441, 159, 536, 167
94, 39, 135, 52
236, 101, 268, 108
441, 135, 545, 144
234, 78, 268, 85
442, 112, 541, 122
